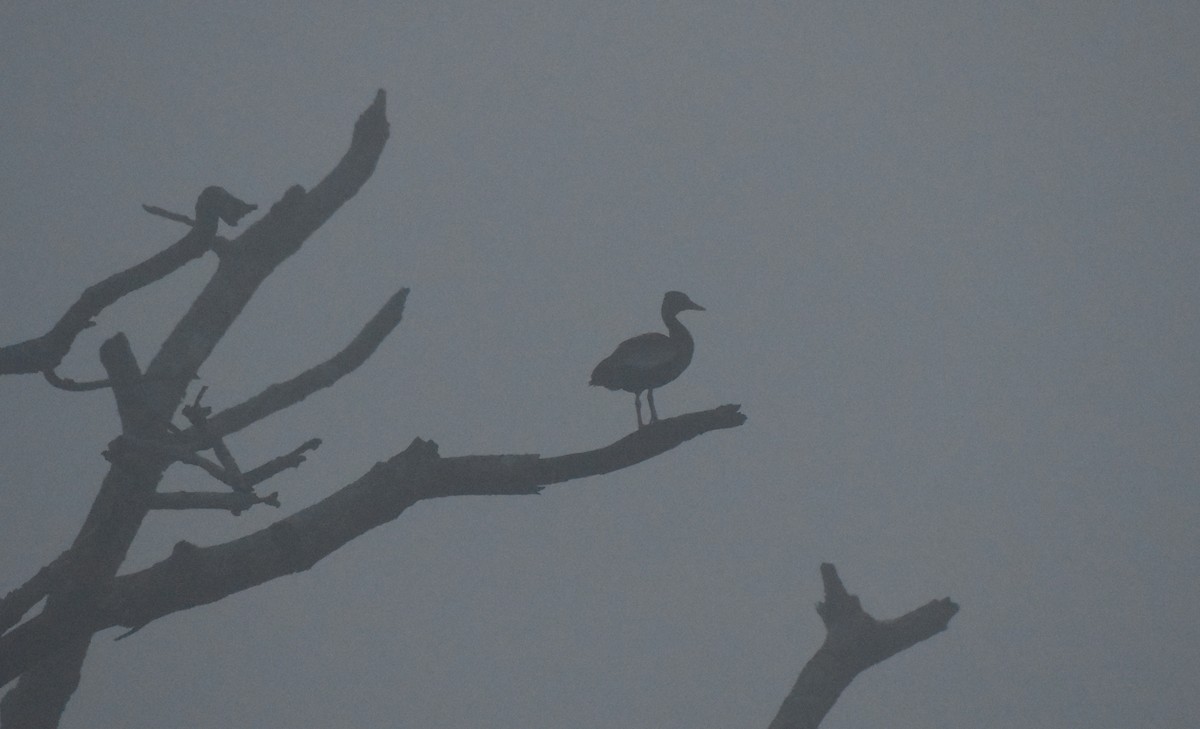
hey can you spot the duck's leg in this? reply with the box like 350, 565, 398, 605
647, 389, 659, 422
634, 391, 644, 429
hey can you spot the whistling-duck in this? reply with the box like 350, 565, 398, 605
590, 291, 705, 428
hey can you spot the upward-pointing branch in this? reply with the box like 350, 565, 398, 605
186, 287, 409, 444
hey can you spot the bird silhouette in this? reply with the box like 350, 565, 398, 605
590, 291, 705, 428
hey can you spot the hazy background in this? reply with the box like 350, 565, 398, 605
2, 3, 1197, 727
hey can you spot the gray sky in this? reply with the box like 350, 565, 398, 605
2, 2, 1197, 727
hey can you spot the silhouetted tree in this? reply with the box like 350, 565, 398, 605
0, 92, 954, 728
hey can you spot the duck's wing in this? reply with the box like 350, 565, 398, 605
591, 332, 678, 388
607, 332, 676, 370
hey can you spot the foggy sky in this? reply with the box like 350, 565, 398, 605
2, 3, 1198, 727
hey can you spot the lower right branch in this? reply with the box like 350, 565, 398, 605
767, 563, 959, 729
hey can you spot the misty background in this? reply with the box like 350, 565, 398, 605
1, 3, 1197, 727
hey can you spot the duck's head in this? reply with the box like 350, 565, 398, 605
662, 290, 705, 316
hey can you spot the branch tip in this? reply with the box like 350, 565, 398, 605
142, 204, 195, 226
195, 186, 257, 227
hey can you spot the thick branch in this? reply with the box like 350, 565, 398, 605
99, 335, 156, 435
195, 287, 408, 441
0, 339, 177, 723
0, 335, 171, 714
99, 404, 742, 631
0, 633, 90, 728
0, 553, 71, 635
767, 564, 958, 729
0, 404, 744, 683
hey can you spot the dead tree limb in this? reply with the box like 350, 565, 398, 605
0, 404, 745, 688
41, 369, 113, 391
0, 187, 255, 377
241, 438, 321, 487
148, 489, 280, 514
0, 552, 73, 636
181, 388, 248, 490
767, 563, 959, 729
187, 286, 409, 444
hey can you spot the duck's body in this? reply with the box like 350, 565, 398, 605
590, 291, 704, 428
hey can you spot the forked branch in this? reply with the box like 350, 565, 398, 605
767, 563, 959, 729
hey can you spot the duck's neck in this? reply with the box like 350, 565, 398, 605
662, 309, 694, 348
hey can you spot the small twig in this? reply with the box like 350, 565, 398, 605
112, 416, 317, 495
142, 205, 195, 226
182, 385, 212, 421
42, 369, 113, 392
43, 367, 197, 395
242, 438, 322, 487
149, 489, 280, 514
113, 624, 147, 641
182, 386, 247, 491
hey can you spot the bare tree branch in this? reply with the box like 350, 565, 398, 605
0, 553, 72, 636
0, 633, 90, 727
105, 435, 229, 485
0, 404, 745, 687
179, 387, 248, 490
102, 404, 744, 632
110, 433, 319, 495
0, 188, 255, 377
41, 369, 113, 392
241, 438, 321, 487
142, 204, 196, 226
192, 287, 408, 442
767, 563, 959, 729
149, 490, 280, 514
